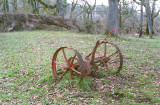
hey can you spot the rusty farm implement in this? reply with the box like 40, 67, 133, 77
52, 30, 123, 82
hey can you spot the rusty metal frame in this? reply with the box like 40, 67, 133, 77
52, 30, 123, 81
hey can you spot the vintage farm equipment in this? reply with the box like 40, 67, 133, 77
52, 30, 123, 81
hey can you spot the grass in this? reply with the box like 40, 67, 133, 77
0, 30, 160, 104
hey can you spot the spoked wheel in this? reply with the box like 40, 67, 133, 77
89, 41, 123, 73
52, 47, 84, 81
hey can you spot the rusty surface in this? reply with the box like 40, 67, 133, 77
52, 30, 123, 82
85, 40, 123, 73
52, 47, 91, 81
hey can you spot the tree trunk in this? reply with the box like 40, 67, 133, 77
59, 0, 64, 17
3, 0, 5, 12
56, 0, 64, 18
0, 13, 75, 32
145, 0, 153, 38
146, 22, 154, 35
0, 0, 2, 12
119, 1, 122, 35
146, 23, 149, 35
106, 0, 118, 36
70, 10, 73, 19
13, 0, 17, 12
83, 3, 87, 21
6, 0, 9, 12
29, 0, 39, 14
139, 0, 143, 37
151, 0, 156, 34
36, 1, 39, 14
70, 0, 78, 19
3, 0, 9, 12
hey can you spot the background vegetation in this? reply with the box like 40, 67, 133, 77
0, 0, 160, 37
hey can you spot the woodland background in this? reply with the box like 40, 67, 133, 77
0, 0, 160, 38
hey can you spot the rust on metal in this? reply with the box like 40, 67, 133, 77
52, 30, 123, 82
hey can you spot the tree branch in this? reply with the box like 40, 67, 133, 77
153, 10, 160, 18
133, 0, 145, 6
37, 0, 56, 9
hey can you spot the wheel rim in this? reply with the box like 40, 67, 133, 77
52, 47, 84, 81
89, 41, 123, 73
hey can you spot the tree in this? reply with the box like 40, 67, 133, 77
118, 1, 122, 35
83, 0, 96, 20
146, 0, 159, 35
139, 0, 143, 37
28, 0, 39, 14
56, 0, 64, 18
1, 0, 9, 12
133, 0, 160, 36
106, 0, 118, 36
38, 0, 56, 9
0, 0, 2, 12
70, 0, 79, 19
12, 0, 17, 12
145, 0, 152, 38
0, 13, 75, 32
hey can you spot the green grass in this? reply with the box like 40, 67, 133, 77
0, 30, 160, 104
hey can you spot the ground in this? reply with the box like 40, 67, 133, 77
0, 31, 160, 104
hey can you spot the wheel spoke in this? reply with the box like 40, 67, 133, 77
91, 42, 123, 72
96, 51, 103, 57
54, 61, 67, 68
109, 57, 119, 63
104, 63, 109, 70
69, 70, 72, 80
70, 54, 76, 65
108, 61, 119, 68
70, 67, 81, 75
104, 43, 106, 57
107, 50, 118, 58
52, 47, 85, 81
62, 49, 70, 65
57, 69, 65, 73
59, 69, 68, 80
95, 57, 108, 69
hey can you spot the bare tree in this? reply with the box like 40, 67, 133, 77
145, 0, 152, 38
12, 0, 17, 12
84, 0, 96, 20
0, 0, 2, 12
56, 0, 64, 18
1, 0, 9, 12
0, 13, 75, 32
146, 0, 159, 35
28, 0, 39, 14
38, 0, 56, 9
139, 0, 143, 37
133, 0, 160, 36
70, 0, 79, 19
119, 1, 122, 35
106, 0, 118, 36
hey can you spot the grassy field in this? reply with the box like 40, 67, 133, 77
0, 31, 160, 104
